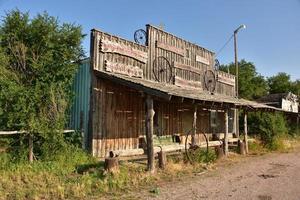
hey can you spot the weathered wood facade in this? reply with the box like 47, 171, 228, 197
85, 25, 240, 157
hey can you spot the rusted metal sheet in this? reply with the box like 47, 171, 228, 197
69, 59, 91, 148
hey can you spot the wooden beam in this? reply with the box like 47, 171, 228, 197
174, 76, 202, 89
224, 109, 229, 156
244, 111, 249, 154
146, 95, 155, 173
156, 41, 185, 56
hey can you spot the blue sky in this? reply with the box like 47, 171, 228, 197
0, 0, 299, 80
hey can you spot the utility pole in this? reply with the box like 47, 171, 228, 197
233, 24, 246, 138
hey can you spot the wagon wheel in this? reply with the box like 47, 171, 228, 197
134, 29, 147, 45
214, 59, 220, 71
204, 70, 216, 93
153, 56, 173, 83
184, 128, 209, 164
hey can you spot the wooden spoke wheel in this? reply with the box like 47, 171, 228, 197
184, 128, 209, 164
204, 70, 216, 93
134, 29, 147, 45
153, 56, 173, 83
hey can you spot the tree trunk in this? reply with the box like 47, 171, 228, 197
104, 157, 119, 173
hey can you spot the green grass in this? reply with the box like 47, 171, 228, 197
0, 144, 217, 200
0, 144, 161, 199
3, 135, 298, 200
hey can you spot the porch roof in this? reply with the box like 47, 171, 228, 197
94, 70, 282, 111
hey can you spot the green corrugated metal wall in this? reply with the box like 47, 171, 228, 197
69, 58, 91, 149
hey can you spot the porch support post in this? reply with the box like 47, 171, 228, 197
224, 109, 229, 156
192, 105, 197, 146
146, 95, 155, 173
244, 110, 248, 154
235, 109, 239, 138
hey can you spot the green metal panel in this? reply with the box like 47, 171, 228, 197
69, 58, 91, 149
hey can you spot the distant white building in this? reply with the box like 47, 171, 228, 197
257, 92, 299, 113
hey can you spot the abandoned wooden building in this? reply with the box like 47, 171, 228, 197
68, 25, 282, 164
257, 92, 299, 113
257, 92, 299, 125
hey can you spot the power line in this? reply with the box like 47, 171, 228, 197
216, 34, 234, 57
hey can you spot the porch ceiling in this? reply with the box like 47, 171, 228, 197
94, 70, 286, 112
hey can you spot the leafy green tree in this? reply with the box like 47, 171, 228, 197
267, 72, 293, 94
219, 59, 268, 100
0, 10, 84, 157
291, 79, 300, 96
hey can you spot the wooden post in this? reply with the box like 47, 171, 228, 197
192, 105, 197, 146
158, 150, 166, 169
28, 134, 33, 163
146, 95, 155, 173
215, 145, 224, 159
239, 140, 246, 155
104, 157, 119, 173
244, 111, 249, 154
235, 109, 239, 138
224, 109, 229, 156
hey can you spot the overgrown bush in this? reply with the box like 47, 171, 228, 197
249, 112, 288, 150
0, 10, 84, 160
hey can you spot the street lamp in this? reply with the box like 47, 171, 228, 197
233, 24, 246, 138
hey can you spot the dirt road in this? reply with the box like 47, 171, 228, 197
141, 151, 300, 200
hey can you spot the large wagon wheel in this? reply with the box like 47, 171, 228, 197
153, 56, 173, 83
184, 128, 209, 164
204, 70, 216, 93
134, 29, 147, 45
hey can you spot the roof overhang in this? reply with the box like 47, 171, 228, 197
94, 70, 293, 112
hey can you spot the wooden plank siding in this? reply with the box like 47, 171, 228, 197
91, 29, 148, 77
92, 79, 144, 157
146, 25, 212, 84
146, 25, 235, 96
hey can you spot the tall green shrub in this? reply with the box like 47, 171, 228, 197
249, 112, 288, 150
0, 10, 84, 158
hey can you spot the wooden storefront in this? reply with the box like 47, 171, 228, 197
84, 24, 241, 158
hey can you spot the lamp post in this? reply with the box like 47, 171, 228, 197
233, 24, 246, 138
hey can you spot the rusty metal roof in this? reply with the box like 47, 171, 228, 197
94, 70, 287, 112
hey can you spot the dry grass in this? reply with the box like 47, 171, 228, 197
1, 137, 300, 200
